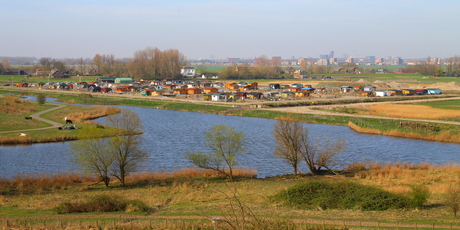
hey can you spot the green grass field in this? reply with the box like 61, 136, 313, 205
418, 100, 460, 110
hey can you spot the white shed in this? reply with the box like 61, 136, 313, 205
375, 90, 391, 97
211, 93, 227, 101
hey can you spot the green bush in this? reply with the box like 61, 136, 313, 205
55, 195, 151, 214
273, 180, 411, 211
409, 184, 431, 208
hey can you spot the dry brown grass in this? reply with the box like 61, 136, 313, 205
66, 106, 121, 122
0, 95, 36, 114
126, 167, 257, 184
353, 103, 460, 119
347, 121, 382, 135
350, 162, 460, 193
0, 173, 98, 194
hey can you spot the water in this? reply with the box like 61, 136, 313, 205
1, 100, 460, 179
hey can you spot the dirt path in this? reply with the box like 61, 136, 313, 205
0, 103, 66, 134
266, 96, 460, 126
1, 214, 459, 229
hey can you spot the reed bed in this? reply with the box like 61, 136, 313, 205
126, 167, 257, 183
349, 162, 460, 193
0, 173, 98, 194
65, 106, 121, 122
0, 96, 36, 114
353, 103, 460, 119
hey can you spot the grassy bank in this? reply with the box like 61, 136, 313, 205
0, 95, 122, 145
2, 163, 460, 229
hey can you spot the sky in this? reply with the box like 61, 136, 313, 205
2, 0, 459, 60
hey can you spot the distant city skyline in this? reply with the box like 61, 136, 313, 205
2, 0, 459, 60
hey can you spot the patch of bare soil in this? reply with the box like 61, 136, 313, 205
427, 81, 460, 90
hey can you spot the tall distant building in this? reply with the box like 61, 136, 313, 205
319, 54, 328, 59
329, 51, 334, 59
375, 58, 384, 64
345, 58, 354, 63
392, 58, 404, 65
367, 56, 376, 62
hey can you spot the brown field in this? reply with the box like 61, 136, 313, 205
351, 103, 460, 119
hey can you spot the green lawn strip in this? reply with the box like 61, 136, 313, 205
0, 113, 49, 132
0, 207, 56, 218
0, 100, 59, 132
418, 100, 460, 110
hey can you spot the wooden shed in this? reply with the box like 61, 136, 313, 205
289, 87, 301, 92
187, 88, 202, 94
402, 89, 416, 95
203, 87, 218, 94
151, 90, 165, 96
361, 91, 374, 97
247, 92, 263, 99
281, 91, 295, 98
173, 89, 187, 95
295, 91, 309, 98
389, 89, 402, 96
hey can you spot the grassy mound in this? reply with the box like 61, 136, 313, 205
274, 180, 411, 211
55, 195, 151, 214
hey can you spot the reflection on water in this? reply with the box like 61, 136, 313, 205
1, 102, 460, 179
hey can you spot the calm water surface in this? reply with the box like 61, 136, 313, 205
1, 100, 460, 179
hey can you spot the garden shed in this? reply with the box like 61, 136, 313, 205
375, 90, 390, 97
426, 88, 442, 95
212, 93, 228, 101
115, 78, 133, 84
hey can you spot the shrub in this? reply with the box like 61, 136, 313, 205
409, 184, 431, 208
273, 180, 411, 211
36, 94, 46, 105
445, 186, 460, 217
55, 195, 151, 214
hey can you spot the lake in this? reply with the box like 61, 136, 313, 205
1, 99, 460, 179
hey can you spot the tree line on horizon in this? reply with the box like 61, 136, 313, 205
2, 52, 460, 80
0, 47, 189, 81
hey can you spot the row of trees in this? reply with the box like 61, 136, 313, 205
74, 47, 188, 79
186, 116, 346, 180
70, 111, 346, 185
6, 47, 188, 80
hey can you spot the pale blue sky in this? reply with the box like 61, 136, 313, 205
2, 0, 459, 60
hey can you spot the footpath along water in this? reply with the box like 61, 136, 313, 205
1, 97, 460, 179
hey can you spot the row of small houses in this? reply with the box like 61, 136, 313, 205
141, 88, 314, 101
340, 85, 442, 96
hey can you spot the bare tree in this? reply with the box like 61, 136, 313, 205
130, 47, 188, 79
186, 124, 246, 181
106, 109, 147, 186
273, 116, 346, 175
69, 127, 114, 187
273, 116, 304, 175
